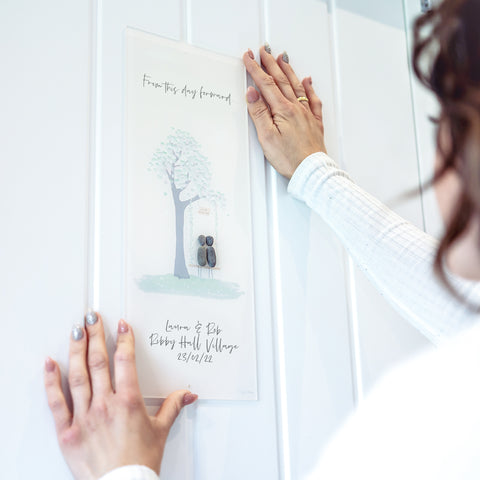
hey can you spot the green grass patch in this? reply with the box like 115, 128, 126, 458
137, 274, 244, 299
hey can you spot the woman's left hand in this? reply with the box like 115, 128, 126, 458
44, 313, 197, 480
243, 45, 327, 179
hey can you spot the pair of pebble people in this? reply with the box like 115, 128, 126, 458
197, 235, 216, 268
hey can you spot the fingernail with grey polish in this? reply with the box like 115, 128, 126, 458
264, 42, 272, 54
85, 311, 98, 325
72, 324, 84, 341
282, 51, 289, 64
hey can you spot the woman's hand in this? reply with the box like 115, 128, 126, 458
243, 46, 327, 179
44, 313, 197, 480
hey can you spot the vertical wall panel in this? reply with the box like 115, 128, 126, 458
268, 1, 356, 478
335, 2, 422, 225
0, 0, 91, 477
333, 1, 431, 394
190, 0, 261, 57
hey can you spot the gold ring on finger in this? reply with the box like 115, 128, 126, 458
297, 96, 309, 103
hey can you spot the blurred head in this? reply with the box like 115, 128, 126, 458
413, 0, 480, 289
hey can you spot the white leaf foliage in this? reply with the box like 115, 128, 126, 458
148, 128, 225, 208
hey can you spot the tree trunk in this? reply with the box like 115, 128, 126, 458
173, 197, 189, 279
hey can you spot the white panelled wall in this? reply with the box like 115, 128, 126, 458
0, 0, 438, 479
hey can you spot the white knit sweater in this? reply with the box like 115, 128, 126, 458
288, 152, 480, 344
98, 465, 158, 480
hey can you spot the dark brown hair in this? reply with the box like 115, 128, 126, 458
412, 0, 480, 300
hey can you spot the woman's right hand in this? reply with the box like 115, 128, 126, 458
243, 45, 327, 179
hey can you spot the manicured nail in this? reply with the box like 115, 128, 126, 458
85, 311, 98, 326
71, 324, 84, 341
45, 357, 55, 373
264, 42, 272, 54
282, 51, 289, 63
118, 319, 129, 334
247, 49, 254, 60
246, 86, 260, 104
308, 76, 313, 86
183, 392, 198, 406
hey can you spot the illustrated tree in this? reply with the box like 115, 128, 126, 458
148, 129, 224, 279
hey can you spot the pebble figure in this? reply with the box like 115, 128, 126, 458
197, 235, 207, 267
206, 235, 217, 268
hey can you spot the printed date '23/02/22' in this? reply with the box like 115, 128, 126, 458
177, 352, 213, 364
